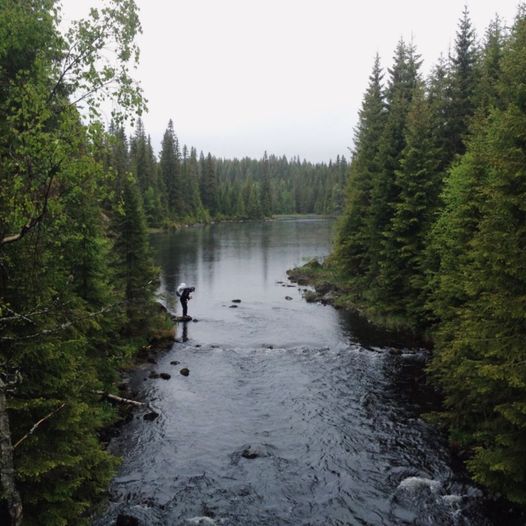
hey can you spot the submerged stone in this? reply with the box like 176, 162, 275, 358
115, 515, 139, 526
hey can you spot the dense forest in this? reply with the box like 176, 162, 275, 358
113, 118, 347, 227
0, 1, 344, 524
1, 0, 526, 523
0, 1, 163, 524
332, 5, 526, 506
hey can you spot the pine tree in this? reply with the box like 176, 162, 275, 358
428, 7, 526, 504
367, 40, 421, 306
114, 173, 157, 332
160, 120, 183, 220
201, 153, 218, 215
445, 6, 479, 157
335, 54, 385, 289
260, 151, 273, 216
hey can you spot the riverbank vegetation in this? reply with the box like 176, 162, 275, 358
0, 1, 346, 523
312, 5, 526, 506
108, 118, 348, 229
2, 0, 526, 522
0, 1, 171, 524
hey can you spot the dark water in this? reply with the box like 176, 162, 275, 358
96, 218, 496, 526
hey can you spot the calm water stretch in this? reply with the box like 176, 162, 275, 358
97, 218, 499, 526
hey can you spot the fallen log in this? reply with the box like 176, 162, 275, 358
94, 390, 145, 408
94, 390, 160, 420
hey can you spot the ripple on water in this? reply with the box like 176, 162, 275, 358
95, 343, 493, 525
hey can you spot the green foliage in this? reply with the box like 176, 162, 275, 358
335, 54, 385, 288
0, 0, 160, 523
332, 4, 526, 505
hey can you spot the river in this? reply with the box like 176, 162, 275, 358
96, 217, 501, 526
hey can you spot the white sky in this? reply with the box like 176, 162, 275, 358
60, 0, 521, 162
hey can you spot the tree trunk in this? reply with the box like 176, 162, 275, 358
0, 380, 23, 526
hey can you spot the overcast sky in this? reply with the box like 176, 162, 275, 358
60, 0, 520, 162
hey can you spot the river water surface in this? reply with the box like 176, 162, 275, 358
97, 218, 498, 526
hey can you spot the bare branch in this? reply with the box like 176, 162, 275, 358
0, 163, 61, 250
68, 77, 117, 108
13, 403, 66, 450
94, 390, 145, 408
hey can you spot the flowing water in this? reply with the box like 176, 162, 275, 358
96, 217, 501, 526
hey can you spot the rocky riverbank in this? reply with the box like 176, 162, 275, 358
287, 259, 431, 347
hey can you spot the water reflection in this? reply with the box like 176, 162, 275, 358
149, 218, 336, 341
97, 218, 500, 526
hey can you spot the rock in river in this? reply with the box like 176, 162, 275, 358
115, 515, 139, 526
231, 299, 242, 303
180, 368, 190, 376
159, 373, 171, 380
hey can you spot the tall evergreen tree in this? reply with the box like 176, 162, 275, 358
367, 40, 421, 305
201, 153, 218, 215
260, 151, 273, 216
428, 8, 526, 504
474, 15, 506, 112
160, 120, 183, 219
114, 173, 157, 332
384, 81, 444, 325
335, 54, 385, 289
445, 6, 479, 157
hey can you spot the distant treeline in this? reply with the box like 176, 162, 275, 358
107, 119, 347, 227
332, 6, 526, 504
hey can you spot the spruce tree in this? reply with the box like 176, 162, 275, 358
201, 153, 218, 215
428, 7, 526, 504
475, 15, 506, 112
385, 81, 444, 325
114, 173, 157, 333
160, 120, 183, 220
445, 6, 479, 157
368, 40, 421, 307
335, 54, 385, 290
260, 151, 273, 216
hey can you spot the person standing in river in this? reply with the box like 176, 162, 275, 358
176, 283, 195, 320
